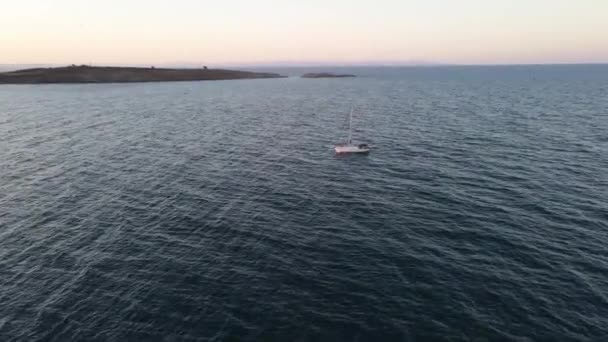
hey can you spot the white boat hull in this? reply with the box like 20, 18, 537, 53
334, 145, 370, 154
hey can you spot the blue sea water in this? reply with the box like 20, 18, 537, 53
1, 65, 607, 341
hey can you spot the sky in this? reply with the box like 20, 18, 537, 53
1, 0, 607, 65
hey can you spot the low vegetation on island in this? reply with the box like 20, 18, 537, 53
0, 65, 286, 84
301, 72, 356, 78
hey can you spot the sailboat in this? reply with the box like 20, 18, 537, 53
334, 106, 370, 154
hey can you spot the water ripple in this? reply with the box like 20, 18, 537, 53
1, 66, 608, 341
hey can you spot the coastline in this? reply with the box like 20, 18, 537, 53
0, 65, 286, 84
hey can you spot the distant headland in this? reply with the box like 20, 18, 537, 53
0, 65, 286, 84
301, 72, 356, 78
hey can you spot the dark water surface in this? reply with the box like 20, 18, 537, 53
1, 65, 608, 341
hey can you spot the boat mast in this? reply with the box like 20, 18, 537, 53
348, 105, 353, 144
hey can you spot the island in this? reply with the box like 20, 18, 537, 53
0, 65, 286, 84
301, 72, 356, 78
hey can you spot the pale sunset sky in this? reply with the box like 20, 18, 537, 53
1, 0, 607, 65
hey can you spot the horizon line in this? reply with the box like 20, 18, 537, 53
1, 61, 608, 71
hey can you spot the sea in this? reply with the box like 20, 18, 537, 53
1, 65, 607, 341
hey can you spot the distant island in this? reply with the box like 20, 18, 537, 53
0, 65, 286, 84
301, 72, 356, 78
